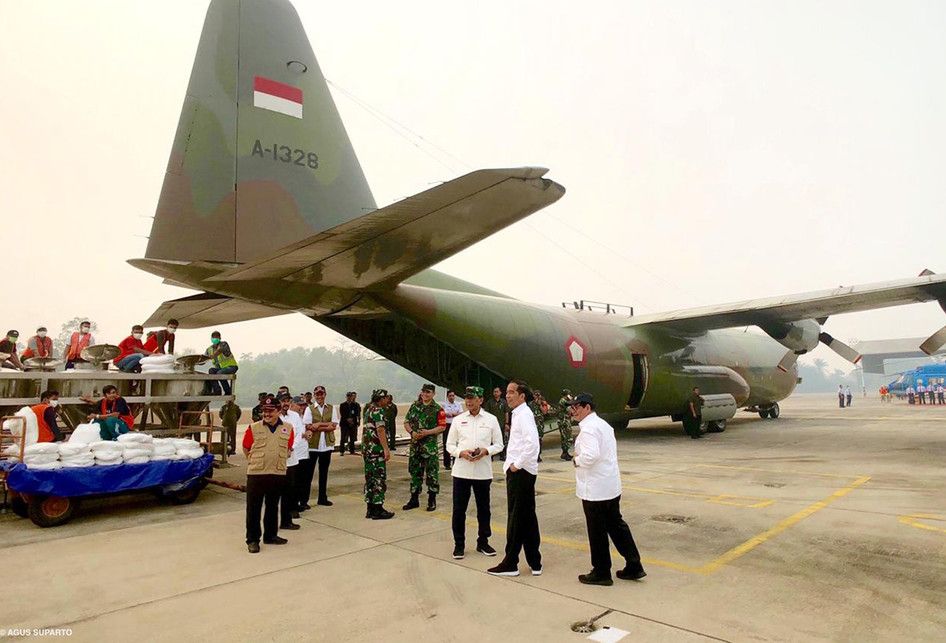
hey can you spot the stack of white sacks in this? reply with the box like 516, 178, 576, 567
139, 354, 177, 374
58, 442, 95, 468
21, 443, 62, 470
171, 438, 204, 459
90, 441, 124, 466
151, 438, 178, 461
117, 432, 154, 464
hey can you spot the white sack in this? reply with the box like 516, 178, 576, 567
122, 447, 153, 459
2, 407, 38, 446
23, 453, 60, 465
118, 433, 153, 444
90, 441, 124, 453
140, 354, 175, 365
68, 423, 102, 445
123, 456, 151, 465
27, 460, 62, 471
58, 444, 92, 457
174, 448, 204, 459
171, 439, 200, 450
24, 443, 60, 455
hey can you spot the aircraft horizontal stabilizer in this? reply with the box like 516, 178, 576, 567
143, 293, 291, 329
206, 167, 564, 289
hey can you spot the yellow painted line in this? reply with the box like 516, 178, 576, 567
898, 513, 946, 535
698, 475, 871, 574
693, 463, 855, 480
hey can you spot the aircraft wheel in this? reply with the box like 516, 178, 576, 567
758, 409, 770, 419
769, 403, 780, 419
707, 420, 726, 432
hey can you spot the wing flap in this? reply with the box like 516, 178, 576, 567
143, 293, 291, 329
206, 167, 564, 288
627, 274, 946, 333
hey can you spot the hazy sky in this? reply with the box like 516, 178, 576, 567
2, 0, 944, 371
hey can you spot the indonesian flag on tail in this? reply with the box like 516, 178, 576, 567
253, 76, 303, 119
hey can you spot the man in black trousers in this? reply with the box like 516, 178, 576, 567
487, 379, 542, 577
242, 395, 294, 553
339, 391, 360, 455
570, 393, 645, 585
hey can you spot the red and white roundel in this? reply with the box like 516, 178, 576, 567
564, 336, 588, 368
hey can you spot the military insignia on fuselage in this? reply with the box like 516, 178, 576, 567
565, 336, 588, 368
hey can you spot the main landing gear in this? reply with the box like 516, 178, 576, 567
756, 402, 780, 419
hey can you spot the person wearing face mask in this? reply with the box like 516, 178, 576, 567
80, 385, 135, 439
21, 327, 53, 360
65, 321, 96, 369
30, 390, 64, 442
205, 330, 238, 395
143, 319, 178, 355
0, 330, 24, 370
114, 325, 155, 373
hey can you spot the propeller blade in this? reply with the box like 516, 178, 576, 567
777, 350, 798, 373
919, 324, 946, 355
819, 332, 862, 364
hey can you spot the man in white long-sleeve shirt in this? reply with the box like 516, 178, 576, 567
487, 379, 542, 577
446, 385, 504, 559
571, 393, 645, 585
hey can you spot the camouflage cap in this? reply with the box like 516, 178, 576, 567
464, 386, 484, 398
421, 383, 436, 393
561, 388, 571, 395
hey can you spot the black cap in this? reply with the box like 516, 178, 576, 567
570, 393, 594, 406
259, 395, 278, 409
277, 392, 291, 401
422, 383, 435, 393
6, 330, 18, 337
258, 392, 268, 398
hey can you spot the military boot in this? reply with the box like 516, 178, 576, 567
402, 492, 420, 510
426, 492, 437, 512
373, 505, 395, 520
365, 504, 375, 519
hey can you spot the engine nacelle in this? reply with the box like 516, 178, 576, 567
760, 319, 821, 354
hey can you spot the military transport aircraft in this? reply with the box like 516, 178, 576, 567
132, 0, 946, 431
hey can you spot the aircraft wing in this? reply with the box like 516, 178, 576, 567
206, 167, 564, 288
626, 273, 946, 333
143, 293, 291, 329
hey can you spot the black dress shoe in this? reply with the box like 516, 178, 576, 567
280, 523, 301, 530
578, 571, 613, 586
560, 452, 573, 461
247, 542, 260, 554
299, 504, 312, 511
317, 499, 333, 506
616, 566, 647, 581
263, 536, 288, 545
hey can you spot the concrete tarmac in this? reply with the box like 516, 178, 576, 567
1, 394, 944, 642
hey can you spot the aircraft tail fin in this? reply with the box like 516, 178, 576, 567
145, 0, 376, 265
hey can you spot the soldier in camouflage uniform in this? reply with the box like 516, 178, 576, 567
402, 383, 446, 512
530, 389, 549, 463
555, 389, 576, 460
483, 386, 509, 460
383, 393, 398, 451
362, 389, 395, 520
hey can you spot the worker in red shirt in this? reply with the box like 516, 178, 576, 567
243, 394, 295, 553
114, 325, 155, 372
143, 319, 178, 355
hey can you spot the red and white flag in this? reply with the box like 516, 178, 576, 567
253, 76, 303, 119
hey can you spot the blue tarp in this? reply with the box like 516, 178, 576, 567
0, 454, 214, 497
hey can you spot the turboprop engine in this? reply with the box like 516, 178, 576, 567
760, 319, 861, 372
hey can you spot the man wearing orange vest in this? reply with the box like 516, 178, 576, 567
243, 394, 296, 553
21, 327, 53, 360
80, 385, 135, 440
31, 390, 64, 443
65, 320, 96, 369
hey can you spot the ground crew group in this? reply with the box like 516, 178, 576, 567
243, 380, 646, 587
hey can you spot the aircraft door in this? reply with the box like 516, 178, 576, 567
627, 354, 648, 408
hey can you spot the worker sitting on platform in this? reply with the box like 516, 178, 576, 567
31, 390, 64, 442
0, 330, 23, 370
65, 320, 95, 369
114, 325, 155, 373
143, 319, 178, 355
205, 330, 238, 395
21, 326, 53, 360
81, 385, 135, 440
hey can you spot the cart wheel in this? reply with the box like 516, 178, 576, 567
170, 486, 201, 505
28, 495, 78, 527
11, 495, 28, 518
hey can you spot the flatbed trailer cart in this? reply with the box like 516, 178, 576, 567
1, 454, 214, 527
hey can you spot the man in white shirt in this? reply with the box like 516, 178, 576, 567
916, 382, 926, 405
487, 379, 542, 577
442, 389, 464, 470
570, 393, 645, 585
279, 395, 309, 531
298, 385, 340, 510
937, 383, 945, 405
446, 386, 504, 560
